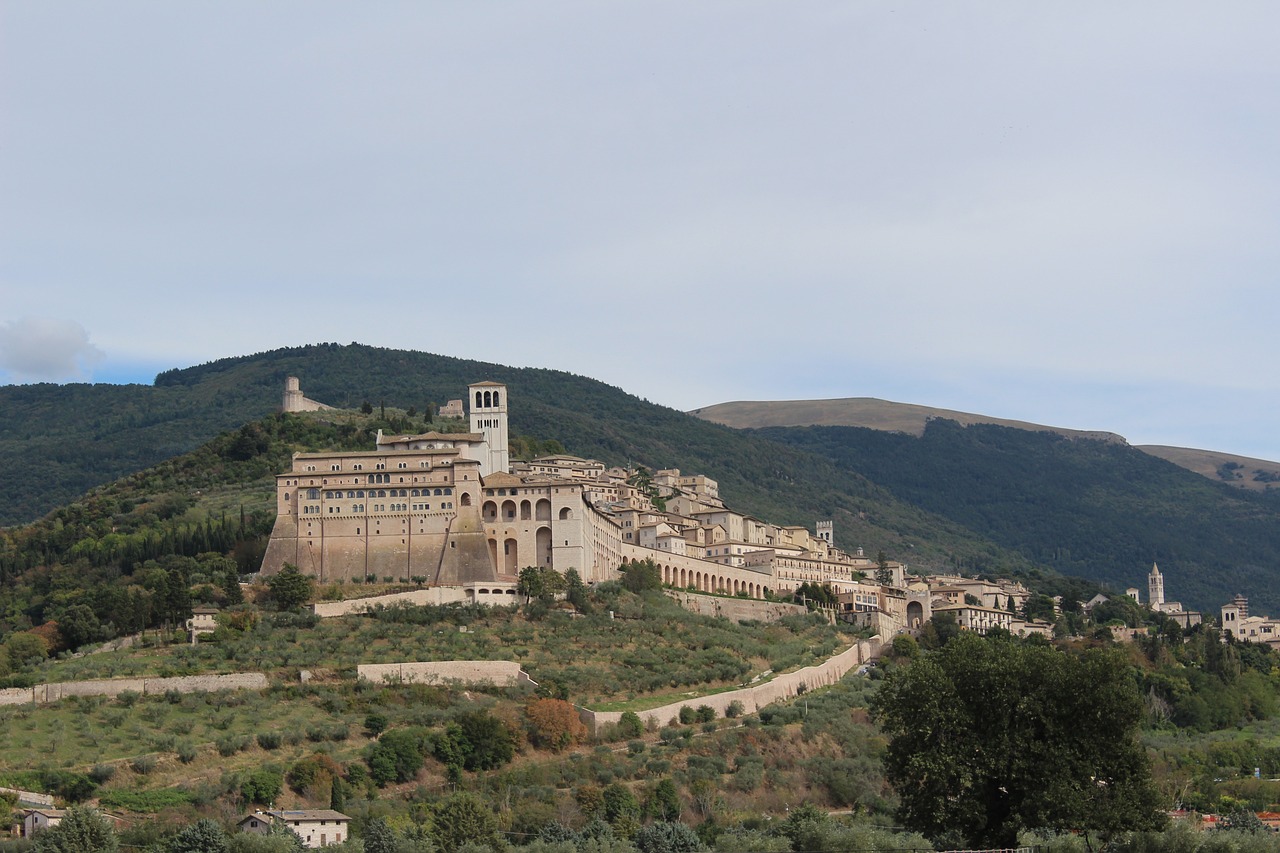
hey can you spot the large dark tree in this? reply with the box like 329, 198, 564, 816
870, 632, 1165, 848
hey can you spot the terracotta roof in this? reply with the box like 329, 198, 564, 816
377, 431, 485, 444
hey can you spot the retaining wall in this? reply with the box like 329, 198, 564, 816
357, 661, 535, 688
0, 672, 269, 707
313, 587, 471, 617
0, 786, 54, 807
666, 591, 809, 623
581, 636, 881, 732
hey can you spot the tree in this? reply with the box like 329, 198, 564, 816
526, 697, 588, 750
650, 778, 682, 822
33, 806, 119, 853
620, 558, 661, 593
166, 818, 229, 853
875, 551, 893, 587
266, 563, 314, 611
634, 821, 703, 853
518, 566, 565, 603
362, 818, 397, 853
432, 792, 501, 853
565, 567, 589, 611
870, 632, 1165, 848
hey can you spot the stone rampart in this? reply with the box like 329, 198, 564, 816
665, 591, 808, 623
357, 661, 535, 688
0, 672, 268, 707
313, 587, 470, 617
580, 636, 881, 733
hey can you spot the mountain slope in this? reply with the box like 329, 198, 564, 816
689, 397, 1280, 492
0, 344, 1026, 574
754, 420, 1280, 614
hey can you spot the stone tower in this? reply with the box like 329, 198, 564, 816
282, 377, 304, 412
1148, 563, 1165, 608
469, 381, 509, 477
816, 520, 833, 545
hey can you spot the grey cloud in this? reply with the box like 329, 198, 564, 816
0, 317, 105, 383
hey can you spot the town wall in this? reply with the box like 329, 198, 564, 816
580, 636, 881, 733
357, 661, 535, 688
665, 590, 808, 622
0, 672, 269, 707
312, 585, 521, 618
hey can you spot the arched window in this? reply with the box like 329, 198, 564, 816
307, 488, 320, 500
493, 391, 500, 407
460, 493, 471, 507
357, 490, 365, 498
475, 391, 482, 408
559, 507, 573, 520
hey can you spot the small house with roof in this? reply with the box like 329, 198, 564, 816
238, 809, 351, 848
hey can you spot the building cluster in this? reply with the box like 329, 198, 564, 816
260, 379, 1063, 639
15, 808, 350, 849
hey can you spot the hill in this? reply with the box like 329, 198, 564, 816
691, 397, 1126, 443
689, 396, 1280, 492
4, 343, 1279, 614
753, 420, 1280, 614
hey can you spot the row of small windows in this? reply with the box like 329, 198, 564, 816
476, 390, 501, 408
314, 488, 454, 500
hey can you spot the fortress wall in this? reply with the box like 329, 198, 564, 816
357, 661, 533, 687
620, 543, 774, 600
0, 786, 54, 807
666, 591, 808, 622
312, 587, 473, 617
580, 637, 881, 733
0, 672, 269, 707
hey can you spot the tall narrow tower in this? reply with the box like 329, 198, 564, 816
469, 381, 509, 477
1148, 563, 1165, 608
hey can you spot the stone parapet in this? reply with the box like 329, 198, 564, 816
0, 672, 269, 707
357, 660, 535, 688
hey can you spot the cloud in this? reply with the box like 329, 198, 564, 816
0, 317, 105, 383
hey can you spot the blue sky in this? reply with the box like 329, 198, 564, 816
3, 3, 1278, 460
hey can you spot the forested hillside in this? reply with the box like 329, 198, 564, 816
3, 342, 1278, 615
757, 421, 1280, 614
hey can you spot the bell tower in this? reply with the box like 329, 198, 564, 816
468, 381, 509, 476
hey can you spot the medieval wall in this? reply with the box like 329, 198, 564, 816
0, 672, 269, 707
357, 661, 534, 688
580, 636, 881, 733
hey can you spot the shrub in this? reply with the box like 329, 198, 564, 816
526, 698, 589, 751
726, 701, 745, 719
678, 706, 696, 725
177, 742, 198, 764
695, 705, 715, 723
130, 755, 157, 775
256, 732, 282, 750
241, 768, 283, 805
618, 711, 644, 739
89, 764, 116, 784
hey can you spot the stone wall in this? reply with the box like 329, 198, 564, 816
0, 786, 54, 807
0, 672, 268, 707
313, 587, 472, 617
580, 636, 881, 733
666, 590, 809, 622
357, 661, 535, 688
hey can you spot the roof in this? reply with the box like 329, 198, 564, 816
377, 431, 485, 444
469, 380, 505, 388
239, 810, 351, 824
482, 472, 524, 487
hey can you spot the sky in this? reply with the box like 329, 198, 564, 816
3, 3, 1279, 460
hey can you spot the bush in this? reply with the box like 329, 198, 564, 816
256, 732, 282, 750
618, 711, 644, 739
678, 706, 696, 725
177, 742, 198, 764
89, 764, 116, 784
726, 701, 745, 719
130, 755, 157, 775
241, 768, 283, 805
695, 705, 715, 723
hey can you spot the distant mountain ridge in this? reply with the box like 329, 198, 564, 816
690, 397, 1280, 491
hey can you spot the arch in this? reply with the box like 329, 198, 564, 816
536, 499, 551, 521
503, 537, 518, 574
536, 527, 552, 566
559, 507, 573, 520
411, 489, 420, 497
484, 390, 492, 407
476, 391, 482, 408
493, 391, 500, 407
488, 538, 498, 570
460, 492, 472, 507
501, 500, 516, 520
520, 500, 532, 520
482, 501, 498, 522
907, 600, 924, 629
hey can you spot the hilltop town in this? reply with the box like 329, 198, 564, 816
264, 379, 1274, 645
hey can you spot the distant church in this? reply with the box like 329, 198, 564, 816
260, 381, 621, 586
